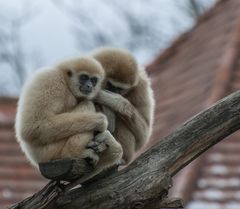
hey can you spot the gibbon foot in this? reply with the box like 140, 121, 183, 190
83, 147, 101, 166
86, 140, 107, 154
86, 132, 108, 154
84, 154, 99, 166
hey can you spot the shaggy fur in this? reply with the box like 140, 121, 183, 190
93, 48, 155, 163
15, 57, 123, 176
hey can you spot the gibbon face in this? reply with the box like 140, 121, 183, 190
93, 48, 140, 95
105, 78, 132, 95
104, 60, 139, 95
60, 57, 105, 99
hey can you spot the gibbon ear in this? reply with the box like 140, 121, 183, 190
67, 69, 73, 77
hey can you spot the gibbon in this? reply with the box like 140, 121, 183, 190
92, 47, 155, 164
15, 57, 123, 179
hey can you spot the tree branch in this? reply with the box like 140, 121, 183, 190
8, 91, 240, 209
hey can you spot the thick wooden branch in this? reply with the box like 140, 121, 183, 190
8, 181, 63, 209
9, 91, 240, 209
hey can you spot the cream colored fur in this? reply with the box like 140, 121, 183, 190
93, 48, 155, 163
15, 57, 123, 176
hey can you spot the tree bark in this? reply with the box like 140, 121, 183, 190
8, 91, 240, 209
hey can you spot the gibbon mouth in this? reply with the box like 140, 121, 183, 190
79, 86, 92, 95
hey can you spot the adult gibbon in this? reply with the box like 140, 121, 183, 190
93, 48, 155, 164
15, 57, 123, 179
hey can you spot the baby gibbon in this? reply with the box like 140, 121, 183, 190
15, 57, 123, 179
92, 48, 155, 164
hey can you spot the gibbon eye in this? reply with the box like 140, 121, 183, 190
106, 81, 115, 92
116, 87, 124, 93
91, 77, 98, 86
106, 81, 124, 93
79, 74, 89, 81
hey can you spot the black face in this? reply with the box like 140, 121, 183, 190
79, 74, 98, 95
106, 81, 124, 94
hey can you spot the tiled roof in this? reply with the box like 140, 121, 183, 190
0, 98, 46, 209
146, 0, 240, 208
187, 54, 240, 208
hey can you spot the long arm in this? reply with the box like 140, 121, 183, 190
95, 90, 135, 118
101, 106, 116, 133
95, 89, 149, 150
95, 70, 154, 150
27, 112, 107, 146
70, 100, 115, 133
126, 72, 155, 149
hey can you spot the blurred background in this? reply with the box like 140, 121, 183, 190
0, 0, 215, 96
5, 1, 240, 209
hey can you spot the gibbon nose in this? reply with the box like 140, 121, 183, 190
85, 81, 92, 90
80, 80, 93, 94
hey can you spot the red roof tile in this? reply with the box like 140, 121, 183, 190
0, 98, 46, 209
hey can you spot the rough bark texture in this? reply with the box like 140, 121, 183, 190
8, 91, 240, 209
8, 181, 63, 209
